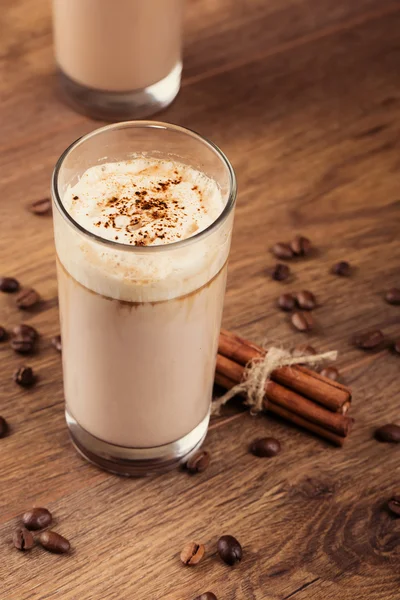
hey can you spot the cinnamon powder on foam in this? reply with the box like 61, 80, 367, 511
64, 158, 224, 246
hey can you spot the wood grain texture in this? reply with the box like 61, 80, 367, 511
1, 0, 400, 598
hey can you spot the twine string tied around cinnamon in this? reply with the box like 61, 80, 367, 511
212, 346, 338, 416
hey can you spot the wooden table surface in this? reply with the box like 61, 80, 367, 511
1, 0, 400, 598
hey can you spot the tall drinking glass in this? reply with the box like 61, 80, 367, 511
51, 122, 236, 475
52, 0, 184, 120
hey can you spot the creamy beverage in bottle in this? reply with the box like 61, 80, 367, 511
55, 159, 228, 450
52, 0, 183, 119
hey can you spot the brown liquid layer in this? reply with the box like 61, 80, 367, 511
57, 256, 228, 448
53, 0, 183, 92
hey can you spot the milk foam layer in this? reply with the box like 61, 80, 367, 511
55, 158, 232, 302
63, 159, 224, 246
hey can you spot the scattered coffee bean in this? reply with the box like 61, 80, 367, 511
0, 326, 7, 342
28, 197, 52, 216
292, 344, 317, 358
375, 423, 400, 443
14, 366, 36, 388
385, 288, 400, 305
387, 495, 400, 517
0, 416, 8, 438
271, 263, 290, 281
12, 324, 38, 341
277, 293, 296, 311
271, 242, 294, 260
10, 335, 35, 354
290, 235, 312, 256
291, 311, 314, 332
186, 450, 210, 474
331, 261, 351, 276
394, 339, 400, 355
250, 437, 281, 457
13, 527, 35, 551
295, 290, 317, 310
52, 335, 62, 352
320, 366, 340, 381
353, 329, 384, 350
15, 288, 40, 309
217, 535, 242, 566
0, 277, 20, 293
39, 530, 70, 554
22, 507, 52, 530
180, 542, 205, 566
194, 594, 217, 600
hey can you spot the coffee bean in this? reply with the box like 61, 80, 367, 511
0, 277, 20, 293
15, 288, 40, 309
271, 263, 290, 281
250, 437, 281, 457
186, 450, 210, 474
217, 535, 242, 566
353, 330, 384, 350
271, 243, 294, 260
28, 197, 52, 216
290, 235, 312, 256
39, 530, 70, 554
385, 288, 400, 305
22, 507, 52, 530
375, 423, 400, 443
180, 541, 205, 565
194, 594, 218, 600
52, 335, 62, 352
0, 326, 8, 342
394, 339, 400, 355
331, 261, 351, 276
13, 324, 38, 341
291, 311, 314, 332
14, 366, 36, 388
10, 335, 35, 354
13, 527, 35, 551
0, 416, 8, 438
277, 293, 296, 311
295, 290, 317, 310
292, 344, 317, 358
388, 495, 400, 517
320, 366, 340, 381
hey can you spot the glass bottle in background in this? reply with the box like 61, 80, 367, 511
52, 0, 183, 121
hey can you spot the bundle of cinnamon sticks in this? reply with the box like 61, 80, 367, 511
215, 329, 353, 446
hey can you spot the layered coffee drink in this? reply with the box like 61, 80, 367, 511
52, 122, 236, 475
52, 0, 183, 120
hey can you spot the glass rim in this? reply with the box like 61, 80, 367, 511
51, 120, 237, 253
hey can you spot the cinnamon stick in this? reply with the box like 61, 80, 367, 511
214, 371, 347, 447
216, 354, 353, 437
219, 329, 351, 412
